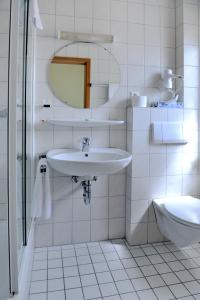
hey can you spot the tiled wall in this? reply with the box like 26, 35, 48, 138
0, 1, 9, 222
125, 0, 200, 245
35, 0, 177, 247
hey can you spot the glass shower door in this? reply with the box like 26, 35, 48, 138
0, 0, 12, 298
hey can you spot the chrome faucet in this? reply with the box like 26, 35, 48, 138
82, 137, 90, 152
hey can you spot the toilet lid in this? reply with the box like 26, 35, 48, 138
164, 196, 200, 226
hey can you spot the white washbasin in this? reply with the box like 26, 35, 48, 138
47, 148, 132, 176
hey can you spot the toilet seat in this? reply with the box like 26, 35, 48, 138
161, 196, 200, 228
153, 196, 200, 247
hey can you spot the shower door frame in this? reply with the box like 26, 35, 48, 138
8, 0, 24, 294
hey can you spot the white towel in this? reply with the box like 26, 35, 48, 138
31, 0, 43, 30
33, 158, 52, 219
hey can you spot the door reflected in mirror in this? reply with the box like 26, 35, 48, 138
48, 42, 120, 109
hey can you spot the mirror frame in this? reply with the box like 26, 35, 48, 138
48, 41, 121, 109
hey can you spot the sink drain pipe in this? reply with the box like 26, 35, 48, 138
72, 176, 97, 205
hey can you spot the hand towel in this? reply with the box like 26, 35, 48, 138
33, 158, 52, 219
31, 0, 43, 30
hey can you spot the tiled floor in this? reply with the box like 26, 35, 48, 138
29, 239, 200, 300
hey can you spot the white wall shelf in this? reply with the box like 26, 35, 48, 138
41, 119, 125, 128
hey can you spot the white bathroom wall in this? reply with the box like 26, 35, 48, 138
34, 0, 177, 247
125, 0, 200, 245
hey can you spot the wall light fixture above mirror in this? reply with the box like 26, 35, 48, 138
47, 42, 121, 109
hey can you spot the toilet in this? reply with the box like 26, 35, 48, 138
153, 196, 200, 247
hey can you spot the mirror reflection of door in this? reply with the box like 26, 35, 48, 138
49, 56, 91, 108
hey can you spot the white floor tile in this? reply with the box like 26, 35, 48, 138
140, 265, 158, 276
112, 269, 128, 281
32, 270, 47, 281
93, 262, 109, 273
63, 257, 77, 267
99, 282, 118, 297
64, 266, 79, 277
62, 249, 75, 258
78, 264, 94, 275
30, 281, 47, 294
48, 268, 63, 280
120, 292, 139, 300
83, 285, 101, 299
146, 274, 166, 288
75, 247, 89, 256
154, 263, 171, 274
80, 274, 97, 286
148, 255, 164, 264
48, 290, 65, 300
48, 251, 61, 260
115, 280, 134, 293
48, 278, 64, 292
34, 252, 47, 261
161, 273, 180, 285
96, 271, 114, 284
103, 296, 120, 300
153, 286, 174, 300
108, 260, 124, 271
121, 258, 137, 269
32, 260, 47, 271
30, 241, 200, 300
184, 281, 200, 294
91, 253, 106, 263
126, 267, 143, 279
104, 252, 119, 261
167, 261, 185, 272
137, 289, 157, 300
65, 288, 84, 300
169, 284, 190, 298
64, 276, 81, 289
77, 255, 91, 265
48, 259, 62, 269
29, 294, 47, 300
131, 277, 150, 291
175, 270, 194, 282
189, 268, 200, 280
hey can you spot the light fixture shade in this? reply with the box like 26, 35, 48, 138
57, 31, 114, 44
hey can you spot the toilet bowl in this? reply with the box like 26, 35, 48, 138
153, 196, 200, 247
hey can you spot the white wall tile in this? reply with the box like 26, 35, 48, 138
128, 24, 145, 45
150, 154, 167, 176
73, 221, 91, 243
56, 0, 74, 16
35, 224, 53, 247
91, 219, 108, 241
111, 1, 127, 22
127, 223, 148, 245
109, 218, 125, 239
53, 222, 72, 245
145, 5, 160, 26
73, 198, 90, 221
131, 201, 148, 223
109, 196, 125, 218
75, 0, 93, 18
34, 0, 183, 247
91, 197, 108, 220
128, 2, 145, 24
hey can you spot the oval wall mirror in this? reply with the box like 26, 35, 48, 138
47, 42, 121, 109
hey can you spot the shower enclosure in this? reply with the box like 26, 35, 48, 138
0, 0, 34, 298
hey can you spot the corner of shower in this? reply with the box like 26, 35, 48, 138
0, 0, 35, 299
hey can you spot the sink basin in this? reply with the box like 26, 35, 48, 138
47, 148, 132, 176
